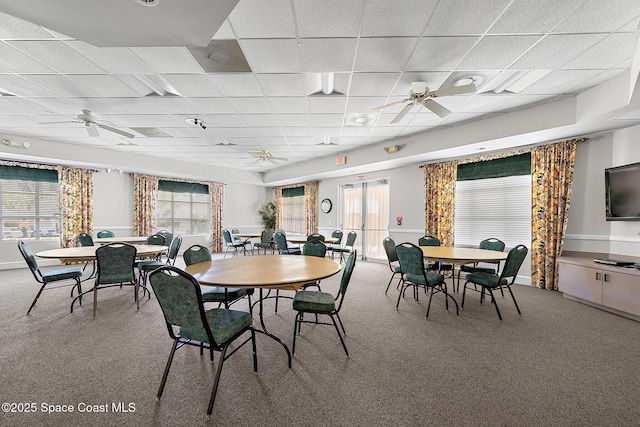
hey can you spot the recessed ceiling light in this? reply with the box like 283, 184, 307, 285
134, 0, 159, 6
353, 116, 369, 124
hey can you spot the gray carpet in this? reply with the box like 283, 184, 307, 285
1, 257, 639, 427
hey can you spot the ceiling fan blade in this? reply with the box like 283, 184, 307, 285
423, 99, 451, 118
390, 102, 415, 124
249, 151, 263, 158
270, 156, 288, 162
85, 122, 100, 137
94, 122, 135, 138
432, 83, 476, 97
371, 99, 408, 112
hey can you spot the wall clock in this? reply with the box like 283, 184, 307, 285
321, 198, 332, 213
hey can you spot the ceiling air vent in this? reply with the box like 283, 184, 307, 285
134, 0, 159, 6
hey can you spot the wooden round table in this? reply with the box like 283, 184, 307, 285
185, 255, 341, 366
94, 236, 149, 244
36, 244, 168, 263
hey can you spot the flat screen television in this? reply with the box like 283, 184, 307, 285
605, 161, 640, 221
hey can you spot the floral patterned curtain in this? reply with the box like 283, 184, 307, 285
531, 139, 579, 290
58, 167, 93, 248
424, 161, 457, 246
274, 181, 319, 235
133, 174, 158, 236
209, 182, 224, 252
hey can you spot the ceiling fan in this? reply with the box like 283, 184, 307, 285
372, 81, 476, 123
40, 109, 136, 139
249, 150, 288, 162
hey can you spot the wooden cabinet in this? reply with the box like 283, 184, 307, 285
558, 253, 640, 320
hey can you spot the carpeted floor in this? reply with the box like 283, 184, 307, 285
1, 256, 639, 427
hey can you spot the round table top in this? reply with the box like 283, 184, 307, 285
185, 255, 342, 290
95, 236, 149, 244
36, 244, 168, 261
419, 246, 508, 264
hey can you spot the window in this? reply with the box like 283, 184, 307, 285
156, 181, 210, 235
280, 186, 305, 234
454, 175, 531, 249
1, 172, 60, 241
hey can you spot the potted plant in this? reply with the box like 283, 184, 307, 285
258, 202, 276, 230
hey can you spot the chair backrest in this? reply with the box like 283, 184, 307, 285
232, 228, 240, 234
335, 250, 357, 312
306, 233, 325, 243
260, 230, 273, 243
222, 229, 234, 245
395, 242, 427, 277
479, 238, 506, 267
146, 233, 166, 246
183, 244, 212, 266
344, 231, 357, 247
418, 236, 440, 247
383, 237, 398, 264
499, 245, 528, 283
149, 266, 216, 346
157, 230, 173, 246
97, 230, 115, 238
273, 232, 288, 252
95, 243, 136, 285
302, 241, 327, 258
18, 241, 44, 283
166, 235, 183, 265
77, 232, 94, 247
331, 230, 343, 244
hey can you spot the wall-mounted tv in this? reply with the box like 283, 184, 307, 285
605, 161, 640, 221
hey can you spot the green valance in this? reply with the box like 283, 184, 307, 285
158, 180, 208, 194
0, 165, 58, 183
282, 186, 305, 197
457, 153, 531, 181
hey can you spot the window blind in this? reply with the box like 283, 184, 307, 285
454, 175, 531, 249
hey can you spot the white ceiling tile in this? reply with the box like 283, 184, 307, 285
66, 41, 155, 74
20, 74, 100, 97
405, 37, 479, 71
456, 35, 542, 70
490, 0, 588, 34
0, 74, 59, 97
346, 96, 390, 114
221, 127, 255, 137
349, 73, 400, 96
229, 0, 296, 38
425, 0, 511, 35
130, 47, 204, 74
511, 34, 607, 69
0, 98, 54, 115
361, 0, 438, 36
241, 114, 279, 127
563, 33, 638, 70
354, 38, 418, 72
299, 38, 358, 72
340, 127, 372, 137
0, 11, 58, 39
228, 97, 271, 114
208, 115, 246, 127
31, 97, 129, 115
310, 113, 344, 127
268, 97, 309, 113
281, 127, 312, 137
0, 41, 55, 73
311, 127, 342, 137
277, 114, 311, 126
160, 75, 223, 97
212, 19, 235, 40
187, 98, 236, 114
256, 74, 306, 96
101, 114, 183, 127
7, 40, 105, 74
294, 0, 364, 38
240, 39, 301, 73
67, 75, 141, 97
208, 74, 264, 97
555, 0, 640, 33
308, 97, 347, 113
251, 127, 284, 137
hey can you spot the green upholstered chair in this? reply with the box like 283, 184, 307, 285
182, 244, 253, 315
231, 228, 251, 252
292, 250, 357, 357
77, 232, 94, 247
461, 244, 528, 321
383, 237, 402, 294
253, 230, 274, 255
156, 230, 173, 261
395, 242, 458, 319
137, 235, 182, 288
300, 241, 328, 291
306, 233, 325, 243
455, 238, 505, 292
327, 230, 343, 260
273, 231, 301, 255
332, 231, 356, 263
71, 242, 138, 318
96, 230, 115, 238
418, 235, 454, 276
222, 229, 247, 258
148, 266, 257, 420
18, 241, 83, 314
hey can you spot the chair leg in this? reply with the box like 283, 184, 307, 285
330, 314, 349, 357
506, 285, 521, 315
425, 286, 435, 319
487, 288, 503, 321
443, 283, 459, 315
395, 280, 406, 309
27, 283, 47, 314
461, 280, 468, 308
274, 290, 280, 313
157, 340, 178, 401
292, 312, 300, 355
206, 345, 228, 419
385, 273, 394, 294
93, 285, 98, 319
250, 329, 258, 372
334, 312, 347, 335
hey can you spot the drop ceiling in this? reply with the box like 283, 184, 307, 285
1, 0, 640, 183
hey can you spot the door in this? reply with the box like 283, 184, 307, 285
340, 179, 389, 260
